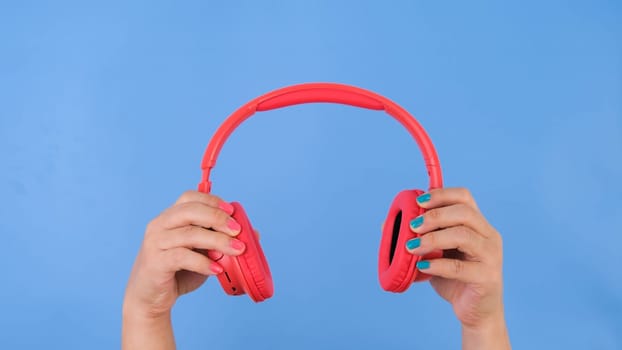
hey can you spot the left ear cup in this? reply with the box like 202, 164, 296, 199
378, 190, 443, 293
215, 202, 274, 302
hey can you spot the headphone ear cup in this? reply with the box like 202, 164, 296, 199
215, 202, 274, 302
378, 189, 442, 293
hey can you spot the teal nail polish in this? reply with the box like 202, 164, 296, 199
410, 216, 424, 229
416, 260, 430, 270
406, 238, 421, 250
416, 193, 431, 204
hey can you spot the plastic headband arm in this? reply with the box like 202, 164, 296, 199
199, 83, 442, 192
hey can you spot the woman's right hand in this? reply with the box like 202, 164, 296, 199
123, 191, 246, 329
122, 191, 248, 349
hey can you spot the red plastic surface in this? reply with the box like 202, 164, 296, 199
198, 82, 442, 192
215, 202, 273, 302
378, 190, 444, 293
198, 83, 445, 301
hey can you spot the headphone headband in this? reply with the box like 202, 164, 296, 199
199, 83, 442, 192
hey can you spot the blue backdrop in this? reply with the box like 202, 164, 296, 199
1, 1, 620, 349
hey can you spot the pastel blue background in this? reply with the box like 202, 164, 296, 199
1, 1, 620, 349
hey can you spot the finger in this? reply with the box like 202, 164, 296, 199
415, 258, 483, 283
409, 203, 492, 238
157, 225, 246, 256
159, 247, 224, 275
415, 187, 479, 211
156, 201, 241, 236
405, 225, 482, 259
175, 190, 235, 215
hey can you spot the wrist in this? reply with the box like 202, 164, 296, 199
122, 296, 170, 324
462, 311, 511, 350
122, 287, 172, 320
122, 300, 175, 350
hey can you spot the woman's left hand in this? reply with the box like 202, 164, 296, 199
405, 188, 510, 349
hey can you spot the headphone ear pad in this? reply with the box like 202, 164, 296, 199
215, 202, 274, 302
378, 190, 443, 293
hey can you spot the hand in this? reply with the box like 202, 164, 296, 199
122, 191, 247, 350
405, 188, 511, 349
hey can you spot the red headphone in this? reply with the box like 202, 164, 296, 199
198, 83, 443, 302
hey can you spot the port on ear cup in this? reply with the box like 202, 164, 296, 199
378, 190, 441, 292
215, 202, 274, 302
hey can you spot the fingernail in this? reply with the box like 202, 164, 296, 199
210, 263, 224, 274
416, 193, 431, 204
410, 216, 424, 229
230, 239, 246, 251
227, 218, 241, 232
416, 260, 430, 270
406, 238, 421, 250
206, 250, 224, 261
219, 201, 235, 215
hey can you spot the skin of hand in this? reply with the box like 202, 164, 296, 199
122, 191, 247, 350
123, 188, 510, 349
404, 187, 511, 349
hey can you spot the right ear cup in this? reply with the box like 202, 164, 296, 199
378, 190, 443, 293
215, 202, 274, 302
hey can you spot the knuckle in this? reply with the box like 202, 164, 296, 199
153, 237, 167, 250
170, 249, 186, 266
452, 259, 464, 275
458, 204, 478, 224
208, 194, 222, 203
203, 230, 220, 247
429, 188, 442, 198
457, 203, 474, 218
459, 187, 480, 210
455, 225, 473, 245
217, 235, 231, 249
424, 231, 437, 247
180, 190, 196, 200
177, 202, 204, 219
145, 219, 159, 235
181, 225, 196, 236
457, 187, 472, 201
196, 191, 219, 205
178, 201, 198, 211
187, 226, 216, 247
419, 232, 437, 251
426, 208, 442, 221
463, 225, 477, 242
144, 220, 164, 248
